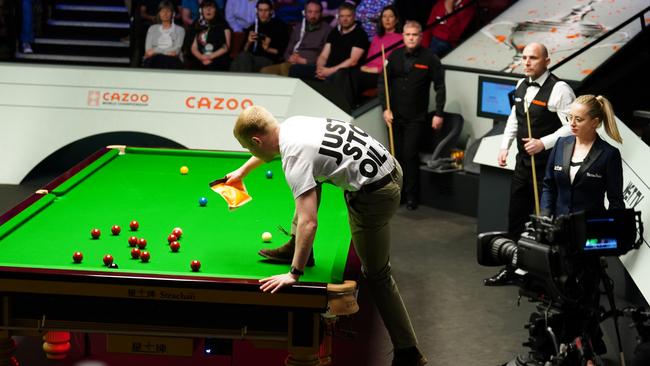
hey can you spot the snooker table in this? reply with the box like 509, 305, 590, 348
0, 146, 358, 366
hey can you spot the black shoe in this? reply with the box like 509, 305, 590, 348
483, 267, 516, 286
392, 347, 427, 366
258, 236, 315, 267
406, 200, 418, 211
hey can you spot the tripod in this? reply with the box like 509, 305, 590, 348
502, 258, 623, 366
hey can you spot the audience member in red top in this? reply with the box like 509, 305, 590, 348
421, 0, 475, 57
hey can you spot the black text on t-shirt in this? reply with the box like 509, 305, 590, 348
318, 119, 388, 178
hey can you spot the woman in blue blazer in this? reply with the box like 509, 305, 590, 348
540, 95, 625, 217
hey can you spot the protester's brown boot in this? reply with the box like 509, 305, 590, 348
258, 235, 315, 267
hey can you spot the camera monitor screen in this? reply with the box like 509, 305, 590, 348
579, 209, 636, 256
477, 76, 517, 121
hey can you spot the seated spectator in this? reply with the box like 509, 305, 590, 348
289, 2, 368, 81
135, 0, 181, 61
189, 0, 231, 70
260, 0, 331, 76
421, 0, 475, 57
347, 4, 402, 106
182, 0, 225, 28
225, 0, 257, 33
355, 0, 393, 40
230, 0, 289, 73
143, 1, 185, 69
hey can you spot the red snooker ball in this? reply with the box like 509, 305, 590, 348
111, 225, 121, 235
91, 228, 101, 239
72, 251, 83, 263
130, 220, 139, 231
128, 236, 138, 247
130, 247, 141, 259
103, 254, 114, 266
190, 260, 201, 272
172, 228, 183, 238
167, 234, 177, 244
170, 241, 180, 252
140, 251, 151, 263
137, 238, 147, 249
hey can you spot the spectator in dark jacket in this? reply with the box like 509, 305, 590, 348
230, 0, 290, 73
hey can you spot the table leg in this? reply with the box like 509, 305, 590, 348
318, 314, 336, 366
42, 331, 71, 360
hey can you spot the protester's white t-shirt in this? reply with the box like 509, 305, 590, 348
279, 116, 395, 198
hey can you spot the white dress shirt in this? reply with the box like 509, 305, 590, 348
500, 70, 575, 151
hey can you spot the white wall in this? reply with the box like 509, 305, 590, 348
0, 63, 350, 184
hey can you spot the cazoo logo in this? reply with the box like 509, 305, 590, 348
184, 96, 253, 111
87, 90, 150, 107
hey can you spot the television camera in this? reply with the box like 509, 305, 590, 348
477, 209, 645, 365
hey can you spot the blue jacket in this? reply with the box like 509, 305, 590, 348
540, 135, 625, 216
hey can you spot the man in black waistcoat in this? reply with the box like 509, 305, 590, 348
484, 42, 575, 286
378, 20, 446, 211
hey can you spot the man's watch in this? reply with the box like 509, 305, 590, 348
290, 266, 304, 276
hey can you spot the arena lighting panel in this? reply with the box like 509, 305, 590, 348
443, 0, 648, 82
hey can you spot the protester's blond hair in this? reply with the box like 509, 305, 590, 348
233, 105, 277, 140
574, 94, 622, 143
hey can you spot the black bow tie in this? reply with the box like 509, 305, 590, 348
525, 79, 540, 88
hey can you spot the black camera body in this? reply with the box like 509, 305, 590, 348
479, 209, 638, 265
479, 209, 640, 304
477, 209, 644, 365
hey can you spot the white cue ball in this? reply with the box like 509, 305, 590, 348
261, 232, 272, 242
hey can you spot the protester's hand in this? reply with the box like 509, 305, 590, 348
259, 272, 299, 293
383, 109, 394, 126
522, 137, 544, 155
226, 167, 246, 184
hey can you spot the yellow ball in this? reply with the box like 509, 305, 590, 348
180, 166, 189, 175
261, 232, 272, 242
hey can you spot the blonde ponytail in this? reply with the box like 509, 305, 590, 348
595, 95, 622, 144
574, 95, 622, 144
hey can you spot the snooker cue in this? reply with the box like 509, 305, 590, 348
524, 101, 541, 216
381, 44, 395, 157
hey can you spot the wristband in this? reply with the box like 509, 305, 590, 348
290, 266, 304, 276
